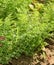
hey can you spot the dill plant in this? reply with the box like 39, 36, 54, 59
0, 0, 54, 64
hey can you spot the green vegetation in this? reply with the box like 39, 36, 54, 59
0, 0, 54, 64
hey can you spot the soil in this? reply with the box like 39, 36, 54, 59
7, 38, 54, 65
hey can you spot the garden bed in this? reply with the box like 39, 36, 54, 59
7, 39, 54, 65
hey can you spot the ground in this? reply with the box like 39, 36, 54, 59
7, 38, 54, 65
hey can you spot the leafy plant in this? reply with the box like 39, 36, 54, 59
0, 0, 54, 64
